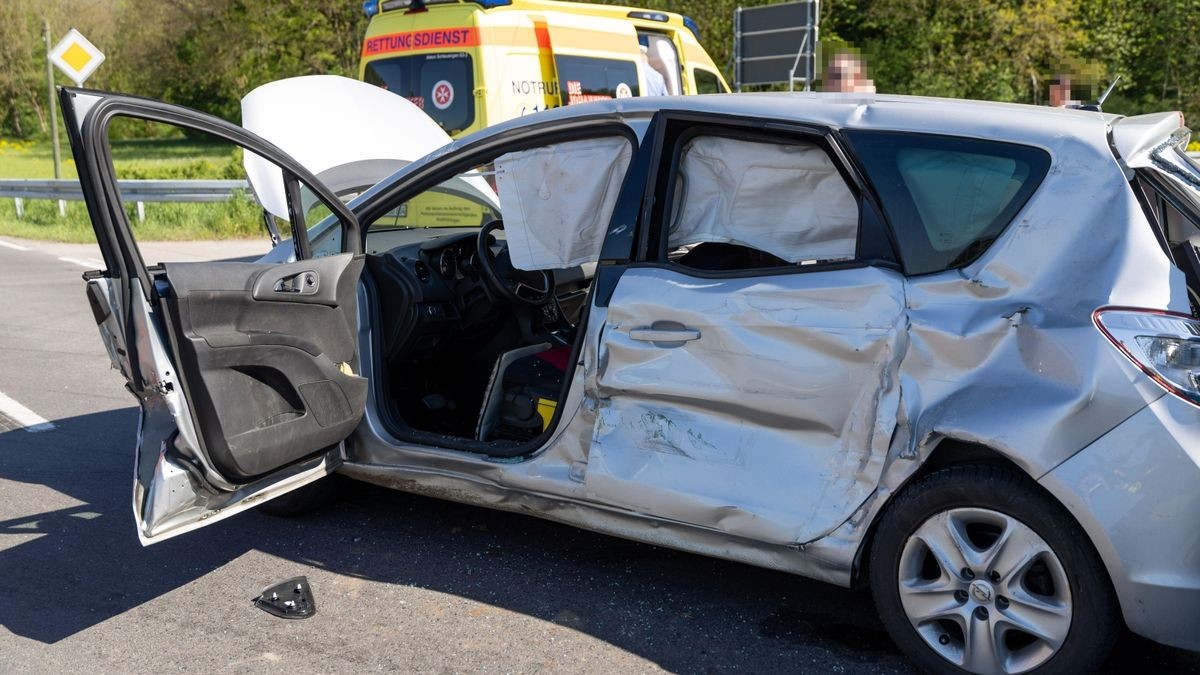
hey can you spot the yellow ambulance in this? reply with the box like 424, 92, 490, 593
358, 0, 730, 137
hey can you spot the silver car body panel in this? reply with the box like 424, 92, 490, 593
586, 265, 906, 546
1111, 111, 1186, 169
1039, 393, 1200, 651
341, 95, 1199, 639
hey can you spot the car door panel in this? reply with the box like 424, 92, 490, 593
60, 87, 369, 543
585, 264, 906, 546
84, 275, 133, 383
158, 254, 367, 479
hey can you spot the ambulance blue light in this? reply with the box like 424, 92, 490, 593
363, 0, 380, 17
683, 16, 701, 41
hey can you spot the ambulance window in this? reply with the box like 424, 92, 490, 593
364, 52, 475, 135
693, 68, 727, 94
637, 32, 681, 96
556, 56, 640, 104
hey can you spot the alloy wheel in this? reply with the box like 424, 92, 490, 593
896, 507, 1073, 674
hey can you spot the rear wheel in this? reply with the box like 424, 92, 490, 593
868, 464, 1119, 674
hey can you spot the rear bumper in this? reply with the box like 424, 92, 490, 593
1039, 394, 1200, 651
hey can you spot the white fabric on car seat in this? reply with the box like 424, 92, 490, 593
669, 136, 859, 262
495, 137, 633, 270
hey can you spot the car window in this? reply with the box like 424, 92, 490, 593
104, 117, 299, 267
555, 55, 640, 104
664, 134, 860, 269
372, 167, 500, 230
1138, 173, 1200, 245
495, 136, 633, 269
365, 135, 634, 268
363, 52, 475, 135
693, 68, 726, 94
845, 131, 1051, 275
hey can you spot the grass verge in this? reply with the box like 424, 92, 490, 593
0, 137, 261, 242
0, 194, 265, 243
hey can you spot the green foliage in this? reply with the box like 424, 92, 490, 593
158, 0, 367, 121
113, 145, 244, 180
605, 0, 1198, 121
840, 0, 1086, 103
0, 0, 1197, 137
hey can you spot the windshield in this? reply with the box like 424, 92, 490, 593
363, 52, 475, 135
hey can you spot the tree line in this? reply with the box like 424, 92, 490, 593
2, 0, 1197, 140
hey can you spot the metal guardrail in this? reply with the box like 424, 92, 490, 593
0, 178, 250, 220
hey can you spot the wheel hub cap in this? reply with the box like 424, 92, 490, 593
969, 580, 994, 605
896, 507, 1073, 674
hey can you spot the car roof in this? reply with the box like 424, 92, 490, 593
480, 92, 1122, 152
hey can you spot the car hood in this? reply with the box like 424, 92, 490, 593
241, 75, 453, 219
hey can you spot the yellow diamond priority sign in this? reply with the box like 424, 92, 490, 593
49, 29, 104, 87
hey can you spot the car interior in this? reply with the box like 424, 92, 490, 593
360, 136, 632, 455
365, 219, 588, 451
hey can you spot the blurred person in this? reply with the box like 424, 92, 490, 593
1049, 76, 1078, 107
641, 46, 669, 96
824, 51, 875, 94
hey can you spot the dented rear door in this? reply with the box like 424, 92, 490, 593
582, 112, 906, 546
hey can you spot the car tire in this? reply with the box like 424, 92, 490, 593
256, 474, 343, 517
868, 464, 1120, 675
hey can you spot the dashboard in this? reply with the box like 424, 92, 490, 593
365, 228, 591, 361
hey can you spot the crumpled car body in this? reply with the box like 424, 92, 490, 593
61, 77, 1200, 672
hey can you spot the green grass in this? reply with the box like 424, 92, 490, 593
0, 193, 266, 243
0, 138, 78, 179
0, 137, 260, 242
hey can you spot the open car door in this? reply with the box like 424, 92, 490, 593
60, 88, 368, 544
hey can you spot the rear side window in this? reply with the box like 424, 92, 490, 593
845, 131, 1051, 274
665, 134, 859, 267
555, 55, 640, 104
364, 52, 475, 135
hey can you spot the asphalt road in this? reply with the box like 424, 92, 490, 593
1, 235, 1197, 673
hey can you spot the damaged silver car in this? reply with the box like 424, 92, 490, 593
62, 77, 1200, 673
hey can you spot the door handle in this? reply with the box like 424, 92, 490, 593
629, 323, 701, 344
273, 270, 319, 295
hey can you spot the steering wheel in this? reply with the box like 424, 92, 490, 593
476, 220, 555, 306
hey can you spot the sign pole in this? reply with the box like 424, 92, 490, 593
44, 19, 64, 217
44, 20, 61, 181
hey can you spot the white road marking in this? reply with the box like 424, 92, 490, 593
0, 391, 56, 433
58, 256, 103, 269
0, 240, 31, 251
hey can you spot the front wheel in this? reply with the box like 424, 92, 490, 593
868, 464, 1120, 675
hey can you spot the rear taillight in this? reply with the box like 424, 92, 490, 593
1095, 307, 1200, 406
